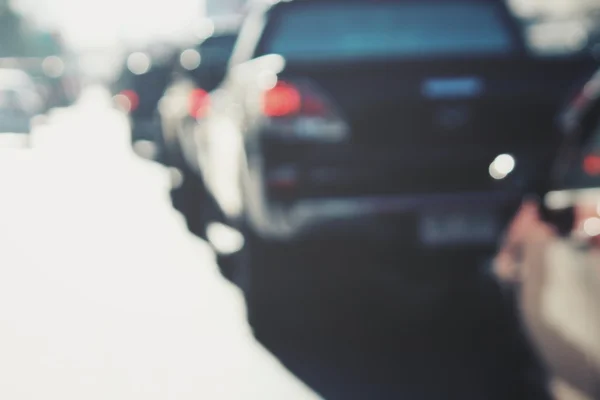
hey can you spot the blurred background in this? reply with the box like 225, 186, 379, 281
1, 0, 600, 399
2, 0, 599, 89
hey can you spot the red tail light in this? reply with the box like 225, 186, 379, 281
583, 154, 600, 176
188, 88, 210, 119
117, 89, 139, 113
262, 81, 332, 118
260, 79, 349, 142
263, 82, 302, 117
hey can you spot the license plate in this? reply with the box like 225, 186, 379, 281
419, 211, 500, 246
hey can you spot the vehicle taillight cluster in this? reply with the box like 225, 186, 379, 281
188, 88, 210, 119
115, 89, 139, 113
262, 81, 301, 117
260, 79, 349, 142
583, 154, 600, 176
262, 81, 328, 118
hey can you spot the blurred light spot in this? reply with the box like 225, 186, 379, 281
42, 56, 65, 78
113, 90, 139, 113
206, 222, 245, 255
583, 217, 600, 237
188, 89, 210, 119
527, 21, 588, 55
489, 154, 515, 180
263, 81, 301, 117
127, 52, 151, 75
546, 190, 573, 210
132, 140, 156, 160
180, 49, 201, 71
195, 19, 215, 40
169, 167, 184, 189
584, 154, 600, 175
158, 97, 180, 117
113, 94, 131, 112
257, 71, 278, 90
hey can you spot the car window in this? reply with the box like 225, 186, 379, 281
259, 1, 517, 62
200, 35, 238, 64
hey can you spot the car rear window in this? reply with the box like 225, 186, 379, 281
260, 1, 517, 62
200, 35, 238, 63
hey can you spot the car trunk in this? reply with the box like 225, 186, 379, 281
270, 56, 598, 197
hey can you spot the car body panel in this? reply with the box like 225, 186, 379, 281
194, 0, 597, 247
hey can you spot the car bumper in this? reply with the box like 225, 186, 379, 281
243, 138, 542, 251
250, 190, 523, 250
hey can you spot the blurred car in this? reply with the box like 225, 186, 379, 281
158, 22, 240, 166
184, 0, 596, 283
156, 21, 240, 235
0, 56, 78, 112
0, 68, 43, 146
112, 45, 178, 156
495, 67, 600, 400
33, 56, 80, 110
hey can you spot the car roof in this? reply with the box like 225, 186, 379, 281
284, 0, 504, 2
261, 0, 506, 7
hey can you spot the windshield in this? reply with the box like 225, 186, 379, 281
260, 1, 517, 62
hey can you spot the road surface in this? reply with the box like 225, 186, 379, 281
0, 87, 321, 400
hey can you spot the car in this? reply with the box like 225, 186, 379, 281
36, 55, 80, 110
112, 45, 178, 158
157, 19, 240, 167
0, 56, 78, 112
495, 66, 600, 399
156, 20, 240, 236
186, 0, 597, 288
0, 68, 44, 146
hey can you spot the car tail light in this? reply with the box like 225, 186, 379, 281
115, 89, 139, 113
188, 88, 210, 119
262, 81, 333, 118
261, 79, 349, 142
583, 154, 600, 176
263, 82, 302, 117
